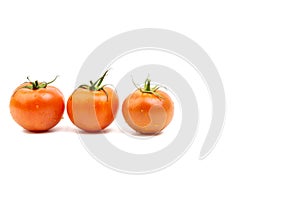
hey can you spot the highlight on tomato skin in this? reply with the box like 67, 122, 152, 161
122, 76, 174, 135
67, 70, 119, 132
9, 76, 65, 133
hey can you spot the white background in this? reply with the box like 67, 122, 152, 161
1, 0, 300, 199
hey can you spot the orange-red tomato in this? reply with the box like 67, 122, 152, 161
67, 71, 119, 132
122, 78, 174, 134
10, 77, 65, 132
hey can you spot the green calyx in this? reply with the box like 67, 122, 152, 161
24, 76, 58, 90
78, 70, 110, 101
133, 76, 164, 99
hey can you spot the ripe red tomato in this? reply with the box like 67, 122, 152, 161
122, 77, 174, 134
67, 70, 119, 132
10, 76, 65, 132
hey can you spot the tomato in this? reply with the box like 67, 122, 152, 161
67, 70, 119, 132
10, 76, 65, 132
122, 77, 174, 134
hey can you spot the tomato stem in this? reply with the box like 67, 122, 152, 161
47, 76, 59, 85
145, 78, 151, 91
78, 69, 110, 101
24, 76, 58, 90
132, 76, 164, 99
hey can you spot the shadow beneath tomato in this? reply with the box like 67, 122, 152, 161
76, 128, 112, 135
130, 131, 163, 137
43, 126, 111, 134
22, 128, 58, 134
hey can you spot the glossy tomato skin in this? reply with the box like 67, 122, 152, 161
67, 87, 119, 132
10, 84, 65, 132
122, 90, 174, 134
